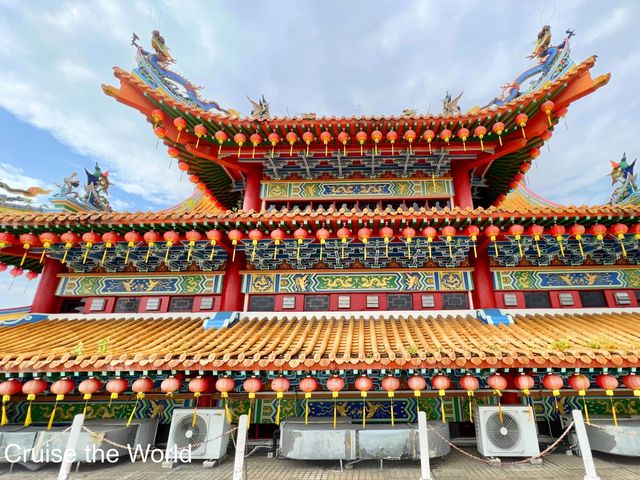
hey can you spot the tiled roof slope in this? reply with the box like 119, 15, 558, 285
1, 312, 638, 373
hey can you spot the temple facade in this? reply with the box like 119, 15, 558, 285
0, 27, 638, 439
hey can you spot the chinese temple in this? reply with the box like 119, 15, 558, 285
0, 26, 639, 443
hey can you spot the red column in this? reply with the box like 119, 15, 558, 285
221, 251, 245, 311
30, 258, 65, 313
451, 163, 473, 209
242, 165, 263, 213
471, 241, 496, 309
502, 372, 522, 405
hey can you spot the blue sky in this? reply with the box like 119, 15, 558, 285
0, 0, 638, 307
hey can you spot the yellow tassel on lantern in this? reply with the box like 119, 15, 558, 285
109, 391, 118, 407
523, 388, 533, 422
209, 240, 217, 261
24, 393, 35, 427
232, 240, 238, 262
304, 392, 311, 425
273, 240, 280, 260
552, 389, 560, 411
494, 390, 504, 424
332, 391, 339, 429
124, 242, 134, 264
164, 241, 173, 263
361, 391, 367, 428
62, 244, 72, 264
251, 240, 258, 261
408, 238, 413, 259
247, 392, 255, 430
127, 392, 144, 427
48, 394, 64, 430
431, 173, 436, 189
221, 392, 232, 424
82, 243, 92, 264
101, 244, 110, 265
515, 235, 523, 257
187, 241, 196, 261
384, 237, 390, 257
191, 392, 202, 428
297, 239, 302, 260
556, 236, 565, 257
534, 236, 541, 257
275, 391, 283, 426
362, 239, 367, 260
439, 389, 446, 423
467, 391, 474, 423
39, 243, 49, 263
492, 238, 499, 257
341, 238, 347, 259
605, 389, 618, 427
20, 245, 30, 266
145, 242, 154, 263
446, 238, 453, 258
2, 395, 10, 426
579, 389, 590, 424
319, 239, 325, 260
618, 235, 627, 257
414, 389, 421, 418
576, 235, 584, 258
388, 391, 395, 428
82, 393, 92, 416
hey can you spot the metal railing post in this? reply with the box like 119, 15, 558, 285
572, 409, 601, 480
57, 413, 84, 480
417, 410, 432, 480
233, 414, 249, 480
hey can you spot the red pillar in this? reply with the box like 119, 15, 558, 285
471, 241, 496, 309
502, 372, 522, 405
242, 165, 263, 213
451, 163, 473, 209
221, 251, 245, 311
30, 258, 65, 313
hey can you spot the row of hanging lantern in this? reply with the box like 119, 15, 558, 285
150, 100, 564, 159
3, 372, 637, 428
1, 222, 637, 266
0, 262, 38, 290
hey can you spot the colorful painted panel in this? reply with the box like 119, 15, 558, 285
261, 178, 453, 200
7, 398, 183, 425
56, 273, 223, 296
242, 270, 472, 294
493, 268, 640, 290
224, 396, 640, 424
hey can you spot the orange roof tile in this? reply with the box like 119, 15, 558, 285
1, 203, 639, 230
1, 312, 638, 373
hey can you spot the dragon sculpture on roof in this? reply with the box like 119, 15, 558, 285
131, 31, 239, 116
609, 153, 639, 205
486, 26, 575, 108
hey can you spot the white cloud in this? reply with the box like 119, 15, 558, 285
583, 7, 630, 45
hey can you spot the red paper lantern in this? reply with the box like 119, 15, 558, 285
439, 128, 452, 144
0, 379, 21, 397
611, 223, 629, 256
431, 374, 450, 422
132, 377, 154, 395
465, 225, 480, 257
336, 227, 351, 258
381, 375, 400, 427
320, 131, 332, 156
514, 373, 534, 392
51, 378, 74, 397
173, 117, 187, 141
457, 127, 470, 150
234, 133, 247, 157
79, 377, 102, 396
228, 229, 244, 261
299, 376, 319, 394
270, 228, 286, 259
154, 126, 166, 139
216, 376, 236, 423
168, 146, 180, 159
422, 129, 434, 153
193, 124, 207, 148
355, 131, 367, 155
355, 375, 373, 394
22, 377, 47, 427
474, 125, 487, 150
541, 100, 555, 126
106, 377, 128, 401
326, 375, 345, 393
623, 374, 640, 395
357, 227, 372, 259
491, 121, 505, 146
542, 373, 564, 394
272, 376, 290, 426
302, 131, 314, 155
315, 227, 331, 260
487, 373, 508, 392
151, 108, 165, 125
407, 375, 427, 394
460, 374, 479, 392
380, 226, 394, 256
597, 373, 620, 426
243, 376, 263, 394
0, 232, 17, 248
337, 131, 349, 155
590, 223, 607, 241
484, 225, 501, 256
515, 113, 528, 138
161, 376, 181, 396
248, 229, 264, 261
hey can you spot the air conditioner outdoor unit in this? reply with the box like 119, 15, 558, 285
475, 406, 540, 458
165, 408, 230, 467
